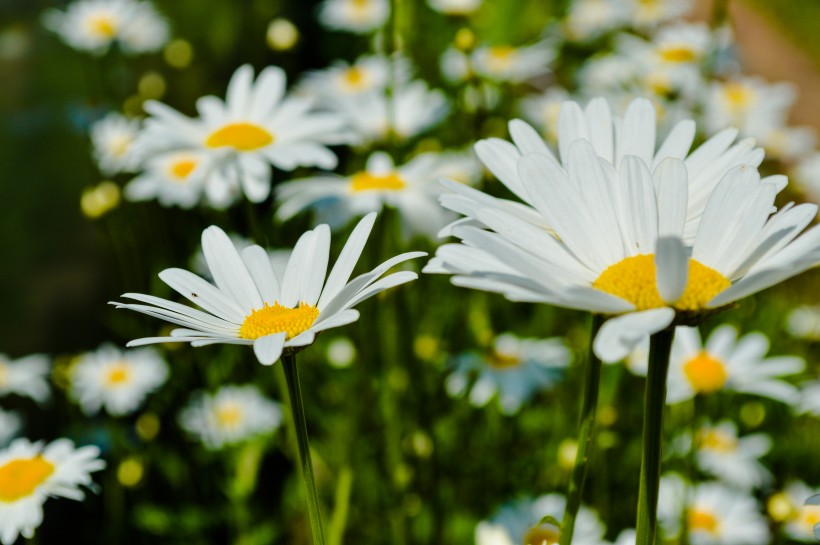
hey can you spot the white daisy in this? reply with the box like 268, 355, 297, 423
703, 77, 796, 140
124, 149, 209, 208
476, 494, 607, 545
135, 64, 351, 206
793, 152, 820, 203
90, 112, 141, 176
0, 410, 21, 447
43, 0, 169, 55
112, 213, 426, 365
663, 325, 804, 404
0, 438, 105, 545
299, 54, 410, 100
685, 420, 772, 490
275, 151, 459, 239
798, 379, 820, 416
785, 305, 820, 341
191, 234, 291, 282
626, 0, 692, 29
757, 126, 816, 163
317, 0, 389, 34
178, 385, 282, 450
0, 354, 51, 404
445, 333, 572, 415
470, 42, 554, 84
427, 0, 482, 16
563, 0, 631, 42
777, 481, 820, 542
69, 344, 169, 417
426, 97, 818, 362
659, 473, 770, 545
520, 87, 572, 144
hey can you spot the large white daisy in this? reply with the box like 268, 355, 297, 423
112, 213, 425, 364
0, 438, 105, 545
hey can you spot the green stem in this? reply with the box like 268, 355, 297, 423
282, 353, 326, 545
327, 467, 354, 545
680, 395, 703, 545
635, 328, 675, 545
559, 314, 604, 545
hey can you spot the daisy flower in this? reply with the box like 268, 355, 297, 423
317, 0, 389, 34
0, 438, 105, 545
520, 87, 572, 144
798, 380, 820, 416
112, 213, 426, 365
69, 344, 169, 417
663, 325, 804, 404
659, 473, 770, 545
785, 305, 820, 341
124, 150, 209, 209
90, 112, 141, 176
43, 0, 169, 55
0, 354, 51, 404
427, 96, 819, 362
427, 0, 482, 16
0, 410, 21, 447
688, 420, 772, 490
770, 481, 820, 542
178, 385, 282, 450
703, 77, 796, 140
299, 54, 410, 100
135, 64, 351, 206
275, 151, 460, 238
445, 333, 572, 415
191, 234, 291, 282
563, 0, 631, 42
476, 494, 607, 545
470, 42, 555, 84
626, 0, 692, 30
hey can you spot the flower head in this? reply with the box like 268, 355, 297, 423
317, 0, 389, 33
90, 112, 141, 176
0, 355, 51, 404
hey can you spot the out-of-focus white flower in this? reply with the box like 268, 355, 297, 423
124, 150, 209, 208
69, 344, 168, 417
798, 380, 820, 416
135, 64, 351, 208
431, 149, 484, 186
326, 337, 357, 368
0, 410, 21, 447
471, 42, 554, 84
662, 325, 804, 405
757, 126, 815, 163
563, 0, 631, 41
626, 0, 692, 30
520, 87, 572, 143
659, 473, 770, 545
613, 529, 637, 545
0, 355, 51, 404
90, 112, 141, 176
786, 305, 820, 341
318, 0, 389, 34
446, 333, 571, 415
686, 420, 772, 490
793, 152, 820, 205
476, 494, 607, 545
773, 481, 820, 542
299, 55, 410, 99
43, 0, 169, 55
276, 151, 457, 239
427, 0, 482, 16
179, 385, 282, 450
0, 439, 105, 545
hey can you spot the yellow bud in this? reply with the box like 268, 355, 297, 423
81, 181, 120, 219
117, 457, 144, 487
267, 18, 299, 51
454, 28, 476, 51
164, 39, 193, 69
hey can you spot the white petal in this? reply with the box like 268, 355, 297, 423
201, 226, 263, 313
654, 158, 688, 239
158, 268, 246, 323
593, 308, 675, 363
253, 332, 286, 365
241, 245, 280, 304
655, 237, 688, 304
617, 98, 656, 167
280, 230, 315, 307
318, 212, 377, 309
302, 224, 331, 306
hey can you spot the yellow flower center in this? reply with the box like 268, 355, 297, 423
106, 363, 131, 387
688, 509, 720, 535
523, 525, 560, 545
0, 457, 55, 503
350, 171, 406, 193
683, 351, 728, 393
169, 159, 197, 181
723, 83, 755, 109
487, 350, 521, 370
109, 135, 132, 158
698, 429, 737, 453
800, 506, 820, 531
205, 123, 274, 152
216, 403, 243, 428
486, 46, 517, 71
342, 67, 368, 90
659, 45, 696, 63
239, 302, 319, 340
0, 363, 6, 387
592, 254, 730, 312
87, 14, 118, 38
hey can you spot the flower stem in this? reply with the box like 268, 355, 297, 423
635, 328, 675, 545
282, 353, 326, 545
559, 314, 604, 545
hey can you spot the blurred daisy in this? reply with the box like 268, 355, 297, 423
0, 354, 51, 404
112, 213, 425, 365
613, 529, 637, 545
90, 112, 141, 176
318, 0, 389, 34
299, 54, 410, 100
785, 305, 820, 341
471, 42, 554, 84
520, 87, 571, 144
179, 385, 282, 450
688, 420, 772, 490
659, 473, 770, 545
0, 438, 105, 545
664, 325, 804, 404
428, 0, 482, 16
43, 0, 169, 55
703, 77, 796, 139
476, 493, 607, 545
124, 150, 209, 208
0, 410, 21, 447
563, 0, 631, 41
276, 151, 458, 238
69, 344, 169, 417
627, 0, 691, 29
136, 64, 350, 206
798, 380, 820, 416
757, 126, 815, 163
427, 97, 818, 362
794, 152, 820, 203
445, 333, 571, 415
770, 481, 820, 542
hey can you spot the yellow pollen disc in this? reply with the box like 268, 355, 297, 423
205, 123, 274, 152
698, 429, 737, 453
487, 46, 516, 71
0, 457, 55, 502
342, 67, 367, 90
800, 506, 820, 529
239, 302, 319, 340
683, 351, 728, 393
523, 526, 560, 545
88, 15, 118, 38
689, 509, 719, 534
0, 363, 6, 387
216, 403, 243, 427
488, 351, 521, 370
350, 171, 406, 192
110, 136, 131, 158
170, 159, 197, 180
723, 83, 755, 108
659, 45, 696, 63
106, 364, 131, 386
592, 254, 730, 312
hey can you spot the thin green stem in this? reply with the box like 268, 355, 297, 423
559, 314, 604, 545
635, 328, 675, 545
680, 395, 703, 545
327, 467, 354, 545
282, 353, 326, 545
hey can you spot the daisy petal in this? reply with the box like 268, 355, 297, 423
594, 308, 675, 363
655, 237, 688, 304
253, 332, 286, 365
